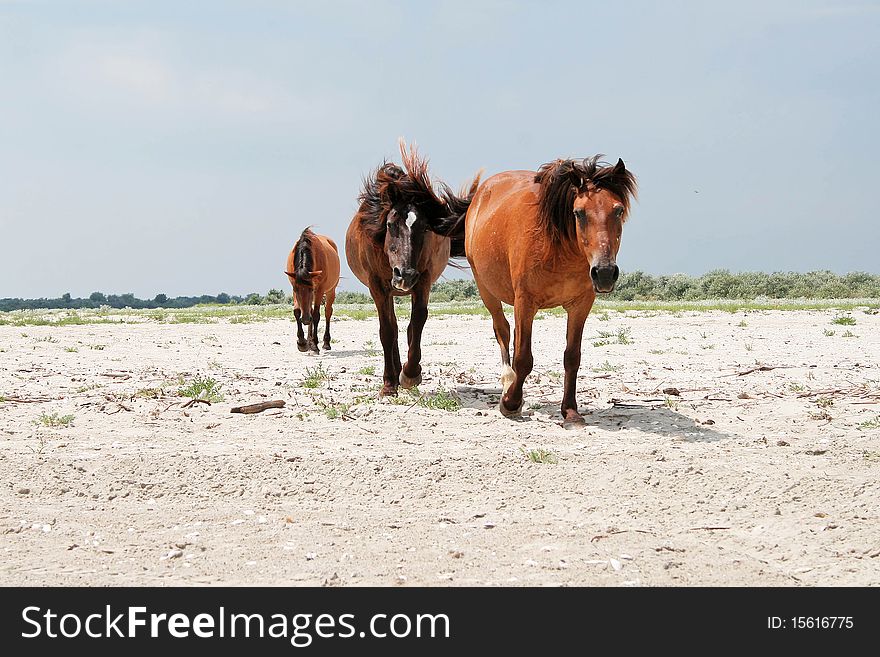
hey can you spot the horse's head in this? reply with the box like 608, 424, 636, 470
288, 230, 321, 323
383, 197, 427, 292
572, 159, 630, 293
290, 273, 322, 323
377, 139, 449, 293
535, 156, 637, 294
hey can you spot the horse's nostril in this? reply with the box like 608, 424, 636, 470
393, 267, 402, 279
612, 265, 620, 282
590, 266, 599, 279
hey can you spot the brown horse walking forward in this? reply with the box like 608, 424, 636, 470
285, 228, 341, 354
345, 141, 480, 396
437, 156, 637, 427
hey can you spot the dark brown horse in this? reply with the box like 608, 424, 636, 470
345, 141, 480, 396
436, 156, 637, 427
285, 228, 340, 353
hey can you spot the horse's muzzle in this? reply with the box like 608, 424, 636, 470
391, 267, 420, 292
590, 264, 620, 294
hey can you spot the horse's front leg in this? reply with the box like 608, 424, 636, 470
308, 301, 321, 354
400, 282, 429, 389
293, 300, 307, 352
561, 298, 594, 428
370, 286, 400, 396
500, 297, 537, 417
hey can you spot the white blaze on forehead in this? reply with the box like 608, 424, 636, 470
405, 211, 417, 229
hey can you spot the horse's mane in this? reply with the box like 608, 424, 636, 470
357, 161, 405, 245
293, 227, 316, 286
435, 170, 483, 258
533, 155, 638, 246
396, 139, 447, 220
355, 140, 459, 247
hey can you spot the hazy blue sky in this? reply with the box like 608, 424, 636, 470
1, 0, 878, 297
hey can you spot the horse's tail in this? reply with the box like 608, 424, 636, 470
433, 168, 483, 259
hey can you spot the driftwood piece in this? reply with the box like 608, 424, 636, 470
181, 398, 212, 409
728, 365, 794, 376
230, 400, 285, 414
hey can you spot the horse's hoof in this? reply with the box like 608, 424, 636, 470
322, 343, 331, 351
379, 385, 399, 398
307, 346, 320, 356
499, 397, 523, 418
297, 342, 308, 352
562, 414, 586, 430
399, 371, 421, 389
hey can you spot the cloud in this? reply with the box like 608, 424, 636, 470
92, 52, 172, 104
52, 31, 314, 122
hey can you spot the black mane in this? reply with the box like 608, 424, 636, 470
533, 155, 638, 246
293, 227, 315, 286
357, 161, 405, 245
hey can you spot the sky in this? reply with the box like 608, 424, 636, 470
1, 0, 878, 298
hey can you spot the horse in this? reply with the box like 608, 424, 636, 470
345, 140, 480, 396
435, 155, 637, 427
284, 228, 341, 354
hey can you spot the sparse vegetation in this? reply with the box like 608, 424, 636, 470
593, 327, 632, 347
320, 401, 350, 419
134, 387, 165, 399
831, 315, 856, 325
389, 388, 461, 411
64, 346, 78, 352
302, 364, 330, 389
823, 329, 835, 336
858, 415, 880, 430
363, 340, 378, 357
815, 397, 834, 409
593, 361, 622, 373
841, 330, 857, 338
521, 447, 557, 464
38, 412, 74, 428
357, 365, 376, 376
737, 320, 748, 327
664, 397, 679, 411
178, 375, 224, 402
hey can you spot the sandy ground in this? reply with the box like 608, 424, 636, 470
1, 309, 879, 586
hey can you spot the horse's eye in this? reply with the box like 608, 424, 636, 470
574, 208, 587, 222
613, 206, 625, 218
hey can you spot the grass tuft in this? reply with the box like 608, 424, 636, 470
177, 375, 224, 402
38, 412, 74, 427
521, 447, 557, 464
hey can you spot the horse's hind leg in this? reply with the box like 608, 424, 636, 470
480, 289, 514, 393
500, 297, 536, 417
400, 281, 429, 389
322, 290, 334, 351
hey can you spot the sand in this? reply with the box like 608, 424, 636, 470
1, 309, 879, 586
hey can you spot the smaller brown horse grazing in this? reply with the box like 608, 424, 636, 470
285, 228, 340, 354
436, 155, 637, 427
345, 141, 480, 396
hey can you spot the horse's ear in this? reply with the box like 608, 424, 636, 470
613, 158, 626, 174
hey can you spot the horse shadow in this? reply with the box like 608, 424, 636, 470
455, 385, 730, 443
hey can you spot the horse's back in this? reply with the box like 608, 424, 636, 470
313, 232, 341, 290
465, 171, 541, 303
